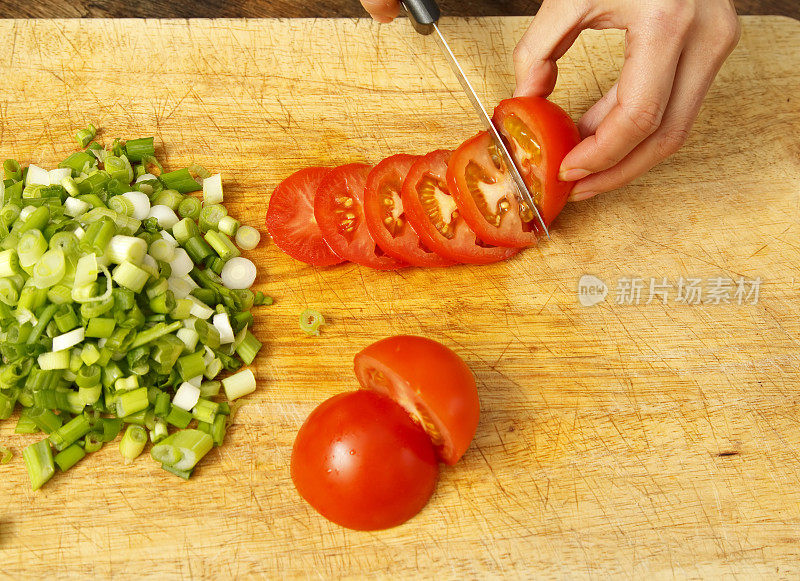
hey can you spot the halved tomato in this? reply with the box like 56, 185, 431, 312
354, 335, 480, 465
447, 97, 581, 248
313, 163, 406, 270
401, 150, 518, 265
363, 154, 454, 268
265, 167, 344, 267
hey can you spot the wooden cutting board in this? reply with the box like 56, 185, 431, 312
0, 15, 798, 578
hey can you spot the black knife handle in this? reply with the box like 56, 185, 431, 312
401, 0, 440, 35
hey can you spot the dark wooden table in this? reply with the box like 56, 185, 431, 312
1, 0, 797, 20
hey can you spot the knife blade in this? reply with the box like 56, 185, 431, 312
400, 0, 550, 238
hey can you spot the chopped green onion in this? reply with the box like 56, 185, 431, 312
235, 225, 261, 250
151, 428, 212, 471
222, 368, 256, 401
124, 137, 155, 163
31, 247, 66, 288
198, 204, 227, 233
116, 387, 149, 418
104, 155, 134, 184
76, 123, 97, 147
0, 129, 264, 489
112, 261, 150, 292
159, 169, 201, 194
204, 230, 240, 261
107, 235, 147, 265
18, 230, 47, 268
49, 414, 91, 451
235, 330, 262, 365
23, 439, 55, 490
299, 309, 325, 336
0, 445, 13, 465
119, 425, 147, 464
177, 196, 201, 220
202, 174, 223, 205
55, 443, 86, 471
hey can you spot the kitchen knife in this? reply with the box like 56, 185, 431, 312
400, 0, 550, 238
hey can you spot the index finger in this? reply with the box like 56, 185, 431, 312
361, 0, 401, 23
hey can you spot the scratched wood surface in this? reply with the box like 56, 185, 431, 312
0, 16, 798, 579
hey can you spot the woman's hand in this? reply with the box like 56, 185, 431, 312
359, 0, 741, 201
513, 0, 740, 200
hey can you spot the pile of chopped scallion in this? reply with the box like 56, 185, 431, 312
0, 124, 269, 489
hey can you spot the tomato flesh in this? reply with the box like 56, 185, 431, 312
364, 154, 454, 268
291, 390, 438, 531
265, 167, 344, 266
448, 97, 581, 248
401, 150, 518, 265
313, 163, 406, 270
354, 335, 480, 465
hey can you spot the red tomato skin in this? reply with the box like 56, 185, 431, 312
313, 163, 407, 271
493, 96, 581, 227
364, 154, 454, 268
354, 335, 480, 465
265, 167, 344, 267
401, 150, 518, 265
291, 390, 439, 531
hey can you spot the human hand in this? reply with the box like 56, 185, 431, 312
359, 0, 741, 201
359, 0, 401, 23
513, 0, 741, 201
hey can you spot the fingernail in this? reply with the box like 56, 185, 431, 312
568, 191, 599, 202
558, 168, 591, 182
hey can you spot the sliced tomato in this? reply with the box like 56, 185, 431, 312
265, 167, 344, 267
354, 335, 480, 465
447, 97, 581, 248
364, 155, 454, 268
401, 150, 518, 265
314, 163, 406, 270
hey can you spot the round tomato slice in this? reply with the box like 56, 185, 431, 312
364, 154, 454, 268
401, 150, 518, 265
291, 390, 439, 531
265, 167, 344, 267
314, 163, 406, 270
354, 335, 480, 465
448, 97, 581, 248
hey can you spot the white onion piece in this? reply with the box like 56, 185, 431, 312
136, 173, 158, 183
26, 164, 50, 186
48, 168, 72, 186
203, 174, 223, 205
173, 382, 201, 411
148, 204, 179, 229
168, 276, 198, 300
212, 313, 235, 344
186, 295, 213, 319
64, 196, 90, 217
160, 230, 179, 247
187, 374, 203, 388
176, 328, 199, 351
52, 327, 85, 352
234, 225, 261, 250
169, 248, 193, 278
122, 191, 151, 220
140, 254, 158, 277
19, 206, 36, 222
220, 257, 256, 290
